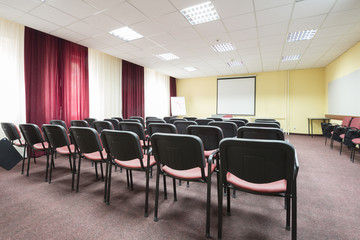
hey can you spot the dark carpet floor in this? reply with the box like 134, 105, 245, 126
0, 135, 359, 240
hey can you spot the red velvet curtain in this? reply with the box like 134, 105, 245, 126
24, 27, 89, 127
122, 60, 144, 119
170, 76, 176, 115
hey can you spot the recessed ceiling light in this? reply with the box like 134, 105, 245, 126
227, 61, 242, 67
180, 1, 220, 25
211, 43, 235, 52
184, 67, 197, 71
109, 27, 143, 41
287, 29, 317, 42
155, 53, 180, 61
282, 54, 301, 61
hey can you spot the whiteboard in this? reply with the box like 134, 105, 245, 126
171, 97, 186, 116
217, 76, 256, 115
328, 69, 360, 116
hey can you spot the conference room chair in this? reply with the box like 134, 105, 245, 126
321, 117, 353, 146
209, 121, 237, 138
163, 116, 176, 123
226, 119, 246, 128
70, 120, 89, 127
69, 127, 107, 196
19, 124, 50, 181
246, 122, 280, 129
84, 118, 97, 128
151, 133, 217, 238
101, 130, 155, 217
237, 126, 285, 140
119, 122, 148, 154
93, 120, 114, 133
146, 116, 161, 121
1, 122, 27, 173
112, 117, 123, 122
169, 118, 186, 124
207, 117, 223, 121
195, 118, 214, 125
183, 117, 197, 121
174, 120, 197, 134
145, 118, 165, 129
122, 119, 141, 124
338, 117, 360, 155
331, 117, 360, 150
255, 118, 276, 122
218, 138, 299, 240
350, 137, 360, 163
230, 118, 249, 124
50, 120, 69, 133
104, 118, 120, 130
129, 116, 145, 129
42, 124, 76, 188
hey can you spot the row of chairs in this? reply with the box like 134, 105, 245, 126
1, 119, 297, 239
322, 116, 360, 162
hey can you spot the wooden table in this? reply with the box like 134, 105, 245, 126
307, 117, 330, 137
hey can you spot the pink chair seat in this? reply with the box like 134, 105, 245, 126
352, 138, 360, 145
14, 139, 25, 146
162, 163, 216, 180
33, 142, 49, 150
331, 131, 334, 134
340, 134, 345, 139
56, 144, 75, 154
84, 150, 107, 161
227, 172, 287, 193
204, 149, 217, 158
114, 155, 156, 169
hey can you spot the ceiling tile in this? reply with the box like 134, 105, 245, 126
47, 0, 97, 19
288, 15, 326, 32
130, 20, 164, 37
128, 0, 176, 18
229, 28, 257, 41
169, 26, 200, 41
82, 0, 125, 11
130, 38, 160, 50
193, 20, 227, 37
104, 2, 147, 26
254, 0, 293, 11
0, 3, 24, 21
214, 0, 253, 18
83, 13, 123, 32
256, 4, 293, 26
77, 38, 109, 49
0, 0, 42, 12
65, 21, 103, 38
147, 32, 177, 47
29, 4, 77, 27
153, 11, 189, 32
51, 28, 87, 42
16, 14, 61, 33
315, 25, 353, 39
222, 13, 256, 32
258, 21, 288, 38
169, 0, 210, 11
322, 8, 360, 27
293, 0, 336, 19
331, 0, 360, 13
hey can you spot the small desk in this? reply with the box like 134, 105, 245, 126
308, 117, 330, 137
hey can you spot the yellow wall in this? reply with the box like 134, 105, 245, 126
177, 68, 325, 134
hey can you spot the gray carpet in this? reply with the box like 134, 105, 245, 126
0, 135, 359, 239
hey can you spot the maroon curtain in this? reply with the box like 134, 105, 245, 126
122, 60, 144, 119
170, 76, 176, 115
24, 27, 89, 127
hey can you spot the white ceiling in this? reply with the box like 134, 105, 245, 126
1, 0, 360, 78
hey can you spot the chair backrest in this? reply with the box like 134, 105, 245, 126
349, 117, 360, 129
183, 117, 197, 121
146, 119, 166, 129
69, 127, 102, 154
71, 120, 89, 127
101, 130, 143, 162
129, 116, 145, 128
207, 117, 223, 122
112, 117, 123, 122
122, 119, 141, 124
104, 118, 120, 130
84, 118, 97, 128
174, 121, 197, 134
146, 116, 161, 121
220, 138, 298, 193
119, 122, 146, 140
147, 123, 177, 137
226, 119, 246, 128
169, 118, 187, 124
50, 120, 69, 133
42, 124, 71, 149
19, 124, 46, 147
195, 119, 214, 125
255, 118, 276, 122
209, 121, 237, 138
94, 121, 114, 133
230, 118, 248, 124
187, 125, 223, 151
246, 122, 280, 129
163, 116, 175, 123
237, 126, 285, 140
151, 133, 206, 178
1, 122, 21, 142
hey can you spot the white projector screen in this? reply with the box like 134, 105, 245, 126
217, 76, 256, 115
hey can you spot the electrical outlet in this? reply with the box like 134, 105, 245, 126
293, 126, 296, 130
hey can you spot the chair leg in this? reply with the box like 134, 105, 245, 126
71, 154, 76, 191
187, 181, 190, 188
106, 163, 112, 205
145, 167, 150, 217
163, 175, 167, 200
21, 145, 26, 174
26, 148, 32, 176
68, 155, 73, 173
126, 169, 130, 189
292, 189, 297, 240
227, 186, 231, 216
48, 150, 54, 184
218, 177, 223, 240
154, 165, 160, 222
76, 157, 82, 192
95, 162, 98, 179
173, 178, 177, 201
45, 150, 50, 182
205, 174, 212, 238
286, 196, 291, 230
100, 162, 104, 181
104, 160, 109, 203
179, 179, 182, 186
130, 170, 133, 190
232, 189, 236, 198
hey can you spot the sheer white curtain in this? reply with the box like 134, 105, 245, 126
88, 48, 122, 120
0, 18, 25, 137
144, 68, 170, 118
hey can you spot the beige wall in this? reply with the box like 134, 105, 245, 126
177, 68, 325, 134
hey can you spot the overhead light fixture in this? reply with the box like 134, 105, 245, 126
282, 54, 301, 61
211, 42, 235, 52
287, 29, 317, 42
184, 67, 197, 71
180, 1, 220, 25
109, 26, 143, 41
155, 53, 179, 61
227, 60, 242, 67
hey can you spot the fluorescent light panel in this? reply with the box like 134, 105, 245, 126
184, 67, 197, 71
211, 42, 235, 52
155, 53, 179, 61
282, 54, 301, 61
180, 1, 220, 25
227, 61, 242, 67
287, 29, 317, 42
109, 27, 143, 41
